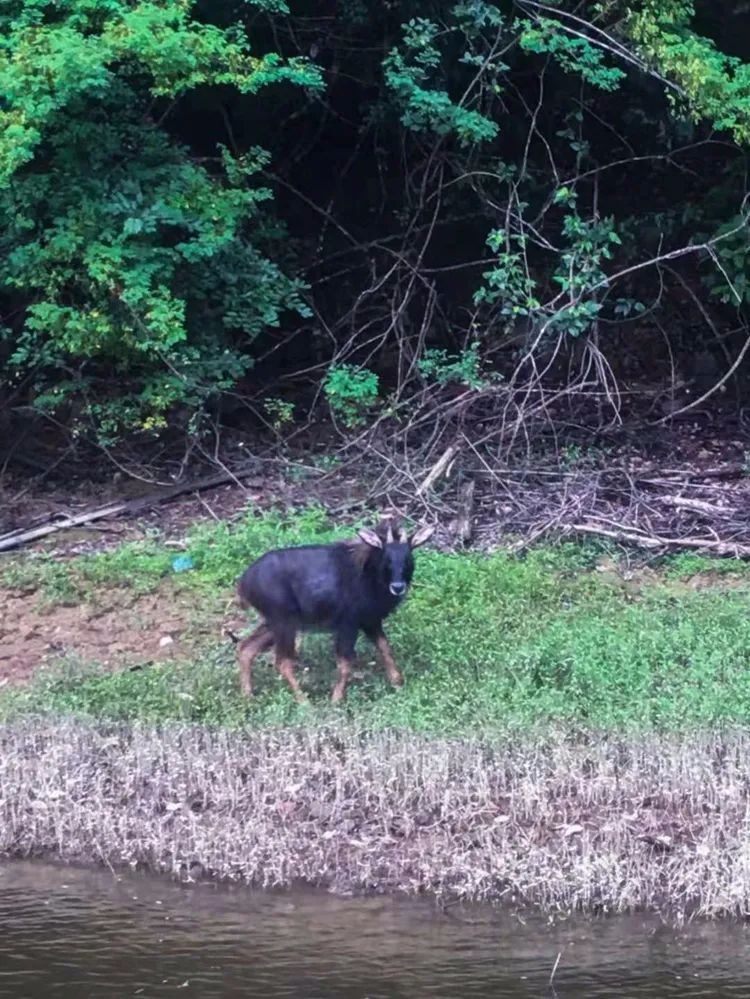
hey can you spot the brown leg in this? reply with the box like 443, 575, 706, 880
237, 623, 273, 697
331, 656, 354, 703
276, 652, 307, 703
267, 624, 306, 703
373, 630, 403, 688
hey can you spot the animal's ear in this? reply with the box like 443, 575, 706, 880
358, 527, 384, 549
409, 523, 435, 548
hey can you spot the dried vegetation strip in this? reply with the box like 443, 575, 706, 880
4, 720, 750, 918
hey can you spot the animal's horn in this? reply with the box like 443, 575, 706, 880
385, 520, 394, 544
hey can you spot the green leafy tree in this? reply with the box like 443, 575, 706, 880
0, 0, 321, 440
623, 0, 750, 144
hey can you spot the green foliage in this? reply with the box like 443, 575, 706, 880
263, 396, 295, 431
559, 442, 615, 469
6, 508, 750, 736
548, 214, 622, 336
382, 0, 750, 385
702, 213, 750, 305
624, 0, 750, 144
383, 10, 501, 145
323, 364, 380, 427
476, 212, 622, 340
418, 341, 488, 389
3, 0, 750, 442
519, 15, 625, 91
0, 0, 321, 439
475, 229, 539, 319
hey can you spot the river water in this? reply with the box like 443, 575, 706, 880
0, 861, 749, 997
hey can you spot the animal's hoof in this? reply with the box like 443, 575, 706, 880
388, 673, 404, 688
331, 688, 347, 704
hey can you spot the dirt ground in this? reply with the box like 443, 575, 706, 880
0, 582, 236, 687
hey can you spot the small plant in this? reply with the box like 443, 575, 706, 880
558, 442, 612, 470
560, 443, 584, 468
323, 364, 380, 428
310, 453, 343, 472
418, 342, 489, 390
264, 397, 295, 432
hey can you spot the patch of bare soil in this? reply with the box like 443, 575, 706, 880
0, 584, 229, 687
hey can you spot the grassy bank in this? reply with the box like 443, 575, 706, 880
4, 506, 750, 916
2, 717, 750, 918
3, 505, 750, 735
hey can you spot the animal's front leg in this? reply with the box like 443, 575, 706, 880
366, 626, 404, 688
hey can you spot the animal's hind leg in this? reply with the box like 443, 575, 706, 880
237, 623, 273, 697
331, 627, 358, 703
271, 624, 306, 703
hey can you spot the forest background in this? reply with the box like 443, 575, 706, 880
2, 0, 750, 546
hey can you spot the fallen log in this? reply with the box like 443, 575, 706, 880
0, 466, 256, 553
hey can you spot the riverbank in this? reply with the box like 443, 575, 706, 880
4, 505, 750, 918
2, 717, 750, 919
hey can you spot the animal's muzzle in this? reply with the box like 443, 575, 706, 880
389, 582, 407, 597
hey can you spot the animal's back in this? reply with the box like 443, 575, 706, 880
237, 543, 360, 629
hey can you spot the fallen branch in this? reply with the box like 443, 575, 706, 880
416, 444, 458, 496
640, 465, 746, 481
569, 521, 750, 557
449, 478, 475, 545
658, 495, 737, 518
0, 500, 132, 553
0, 466, 256, 553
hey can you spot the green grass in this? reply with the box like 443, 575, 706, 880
0, 506, 341, 602
4, 504, 750, 736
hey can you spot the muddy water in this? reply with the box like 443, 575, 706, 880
1, 863, 749, 998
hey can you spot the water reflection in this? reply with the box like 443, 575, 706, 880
0, 862, 748, 997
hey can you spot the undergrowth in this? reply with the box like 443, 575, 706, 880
3, 505, 750, 735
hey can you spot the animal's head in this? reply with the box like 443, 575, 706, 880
357, 516, 434, 598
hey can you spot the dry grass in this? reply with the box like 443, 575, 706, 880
2, 718, 750, 919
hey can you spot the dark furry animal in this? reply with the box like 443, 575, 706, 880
234, 516, 434, 702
